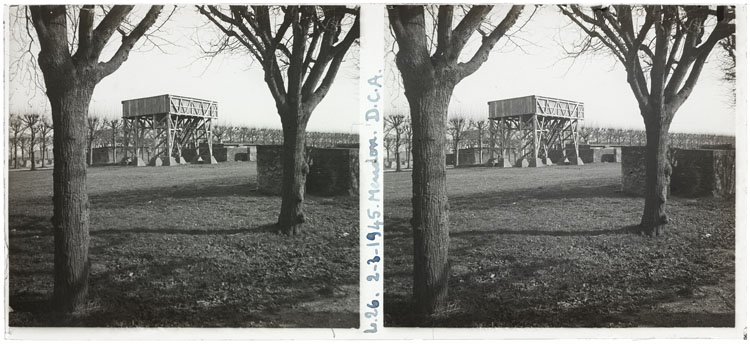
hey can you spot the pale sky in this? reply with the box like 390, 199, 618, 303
7, 6, 360, 133
385, 5, 737, 135
6, 6, 739, 135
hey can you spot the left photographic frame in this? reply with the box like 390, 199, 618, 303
5, 4, 361, 334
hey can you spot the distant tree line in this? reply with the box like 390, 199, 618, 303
9, 113, 358, 169
211, 124, 358, 148
578, 126, 734, 149
8, 113, 53, 169
384, 112, 735, 169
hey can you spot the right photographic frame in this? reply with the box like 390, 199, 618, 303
382, 4, 745, 337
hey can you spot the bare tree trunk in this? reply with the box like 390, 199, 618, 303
478, 133, 483, 163
49, 80, 94, 312
88, 139, 94, 166
277, 112, 309, 235
112, 130, 117, 163
13, 141, 18, 169
30, 133, 37, 171
407, 81, 452, 315
395, 136, 402, 172
640, 114, 672, 236
385, 144, 391, 167
406, 145, 411, 169
453, 141, 459, 167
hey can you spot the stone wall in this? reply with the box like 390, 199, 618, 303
213, 145, 257, 162
257, 145, 358, 196
92, 147, 127, 165
671, 149, 735, 198
593, 147, 622, 163
457, 148, 493, 166
621, 146, 647, 196
257, 145, 284, 195
446, 153, 455, 166
549, 148, 589, 164
307, 148, 358, 196
621, 147, 735, 198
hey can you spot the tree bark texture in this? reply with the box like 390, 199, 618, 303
49, 80, 95, 312
389, 4, 523, 316
277, 111, 310, 235
30, 4, 163, 312
640, 113, 672, 236
408, 81, 453, 315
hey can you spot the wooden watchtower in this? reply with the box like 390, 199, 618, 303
488, 95, 584, 167
121, 95, 218, 166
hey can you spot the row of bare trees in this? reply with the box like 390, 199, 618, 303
9, 113, 53, 170
386, 113, 492, 169
212, 125, 357, 147
386, 111, 733, 171
59, 119, 359, 165
580, 126, 734, 148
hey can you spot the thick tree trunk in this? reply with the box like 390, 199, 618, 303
640, 114, 672, 236
49, 80, 94, 312
277, 113, 309, 235
406, 81, 453, 315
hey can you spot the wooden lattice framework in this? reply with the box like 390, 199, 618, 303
488, 95, 584, 167
122, 95, 218, 166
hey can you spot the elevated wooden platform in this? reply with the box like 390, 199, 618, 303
122, 94, 218, 119
121, 94, 218, 167
488, 95, 584, 167
488, 95, 584, 119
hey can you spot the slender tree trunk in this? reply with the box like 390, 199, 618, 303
30, 132, 37, 170
453, 141, 459, 167
406, 144, 411, 169
385, 144, 391, 168
277, 111, 310, 235
640, 113, 672, 236
13, 139, 18, 169
478, 133, 483, 163
88, 139, 94, 166
396, 135, 402, 172
48, 79, 95, 312
407, 81, 453, 315
112, 131, 117, 163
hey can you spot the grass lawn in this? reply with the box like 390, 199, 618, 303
8, 162, 358, 327
384, 163, 735, 327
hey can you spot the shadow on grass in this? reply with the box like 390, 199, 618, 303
90, 223, 278, 237
385, 258, 734, 328
448, 183, 632, 211
385, 218, 642, 239
90, 181, 259, 205
10, 251, 358, 328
